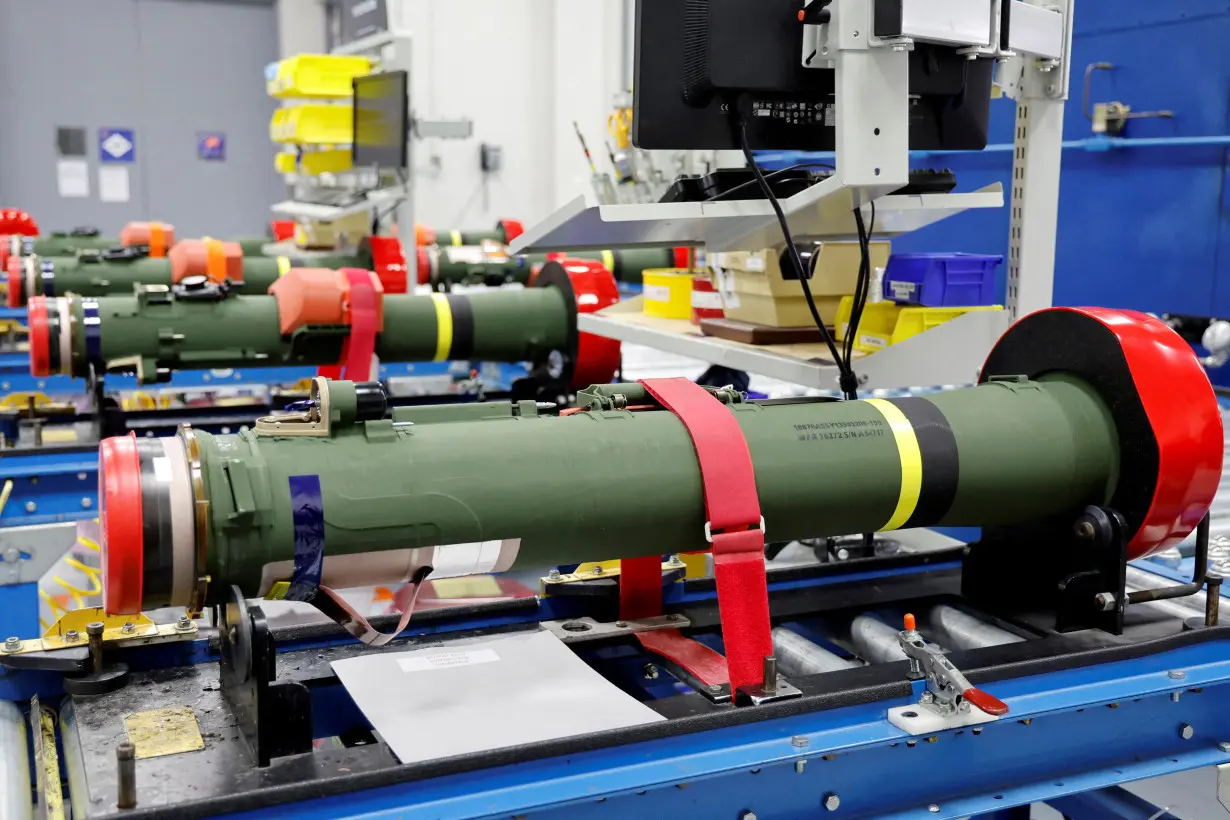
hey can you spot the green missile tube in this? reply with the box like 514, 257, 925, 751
6, 243, 363, 307
94, 308, 1224, 616
28, 260, 621, 385
415, 245, 680, 288
416, 219, 524, 249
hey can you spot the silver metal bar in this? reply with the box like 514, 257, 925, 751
850, 615, 910, 664
925, 606, 1024, 651
0, 702, 32, 820
772, 627, 860, 676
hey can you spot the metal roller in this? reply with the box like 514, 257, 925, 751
771, 627, 861, 675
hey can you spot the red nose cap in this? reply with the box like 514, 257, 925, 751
27, 296, 51, 377
0, 237, 9, 281
416, 247, 430, 285
100, 433, 145, 615
6, 256, 22, 308
499, 219, 525, 244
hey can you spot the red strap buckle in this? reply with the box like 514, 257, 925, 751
317, 270, 379, 382
617, 378, 774, 694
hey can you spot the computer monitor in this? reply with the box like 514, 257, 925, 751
352, 70, 410, 170
633, 0, 994, 152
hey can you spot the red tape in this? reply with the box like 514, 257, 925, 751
317, 271, 379, 382
618, 378, 773, 693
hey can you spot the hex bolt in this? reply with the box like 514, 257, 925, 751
591, 566, 604, 576
824, 793, 841, 811
81, 497, 93, 509
708, 684, 723, 694
791, 736, 809, 748
116, 742, 137, 809
121, 622, 136, 635
3, 636, 19, 653
616, 621, 628, 628
669, 554, 684, 566
64, 629, 80, 643
175, 616, 192, 631
1094, 592, 1117, 612
1168, 670, 1187, 681
1180, 724, 1195, 740
547, 569, 561, 581
87, 621, 105, 675
642, 664, 659, 680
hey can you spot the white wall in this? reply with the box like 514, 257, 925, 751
277, 0, 327, 57
389, 0, 629, 230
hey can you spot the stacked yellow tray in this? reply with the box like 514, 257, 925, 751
267, 54, 373, 99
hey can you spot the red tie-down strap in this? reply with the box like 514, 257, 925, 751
619, 377, 773, 694
317, 269, 380, 382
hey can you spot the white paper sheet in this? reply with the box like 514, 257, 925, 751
56, 159, 89, 198
98, 165, 130, 203
331, 630, 665, 764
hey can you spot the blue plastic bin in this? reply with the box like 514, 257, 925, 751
882, 253, 1003, 307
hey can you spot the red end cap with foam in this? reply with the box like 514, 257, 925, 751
5, 256, 22, 308
982, 307, 1223, 560
0, 237, 9, 279
269, 219, 296, 242
0, 209, 38, 237
100, 433, 145, 614
367, 235, 408, 293
27, 296, 51, 377
499, 219, 525, 244
564, 258, 622, 389
416, 247, 430, 286
673, 247, 692, 269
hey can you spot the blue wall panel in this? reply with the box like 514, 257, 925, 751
889, 1, 1230, 317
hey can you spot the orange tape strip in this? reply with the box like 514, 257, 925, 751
204, 239, 227, 283
148, 223, 167, 258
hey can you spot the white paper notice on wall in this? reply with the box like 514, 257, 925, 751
98, 165, 130, 203
56, 160, 90, 198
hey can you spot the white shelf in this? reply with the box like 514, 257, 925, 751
509, 178, 1004, 254
583, 299, 1009, 391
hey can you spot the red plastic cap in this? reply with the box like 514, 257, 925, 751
367, 236, 408, 293
416, 247, 430, 286
5, 256, 21, 308
1078, 308, 1224, 557
0, 237, 9, 281
100, 433, 145, 614
270, 219, 296, 242
564, 258, 622, 389
0, 209, 38, 237
499, 219, 525, 244
673, 247, 692, 269
27, 296, 51, 377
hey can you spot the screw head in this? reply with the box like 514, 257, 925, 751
824, 793, 841, 811
23, 501, 35, 513
929, 805, 941, 813
1094, 592, 1117, 611
175, 616, 192, 631
708, 684, 723, 693
1075, 520, 1096, 540
791, 735, 809, 748
547, 569, 561, 580
1219, 741, 1230, 753
1168, 669, 1187, 680
3, 636, 20, 652
591, 566, 604, 575
669, 554, 684, 566
836, 548, 850, 561
1180, 723, 1195, 740
920, 691, 934, 704
121, 622, 136, 634
643, 664, 659, 680
65, 629, 80, 642
86, 621, 104, 637
81, 497, 92, 509
740, 812, 758, 820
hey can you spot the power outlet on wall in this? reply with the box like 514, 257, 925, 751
480, 143, 503, 174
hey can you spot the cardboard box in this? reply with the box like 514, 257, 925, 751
294, 210, 372, 251
715, 241, 891, 328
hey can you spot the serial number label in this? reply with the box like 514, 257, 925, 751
794, 419, 886, 442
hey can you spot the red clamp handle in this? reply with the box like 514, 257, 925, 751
963, 687, 1010, 717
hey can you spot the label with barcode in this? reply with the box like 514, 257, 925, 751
643, 284, 671, 303
398, 648, 500, 673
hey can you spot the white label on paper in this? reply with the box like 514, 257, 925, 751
398, 649, 500, 673
890, 281, 916, 299
56, 159, 89, 198
692, 290, 723, 309
745, 256, 766, 272
643, 284, 671, 303
98, 165, 130, 203
430, 539, 518, 579
859, 335, 887, 349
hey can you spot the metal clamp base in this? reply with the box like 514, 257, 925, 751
735, 676, 803, 707
887, 702, 1000, 735
539, 615, 691, 645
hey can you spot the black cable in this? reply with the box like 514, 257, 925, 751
842, 202, 876, 391
737, 119, 852, 392
703, 162, 837, 203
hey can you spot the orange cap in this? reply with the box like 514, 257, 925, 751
120, 221, 176, 257
268, 268, 384, 335
169, 238, 243, 284
414, 223, 437, 247
903, 613, 916, 631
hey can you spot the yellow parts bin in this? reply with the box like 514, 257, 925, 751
641, 269, 696, 320
835, 298, 1004, 354
713, 242, 891, 328
270, 106, 354, 146
274, 149, 354, 176
267, 54, 373, 99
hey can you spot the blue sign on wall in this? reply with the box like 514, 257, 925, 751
198, 132, 226, 161
98, 127, 135, 163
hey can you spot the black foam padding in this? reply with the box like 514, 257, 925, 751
981, 310, 1159, 544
